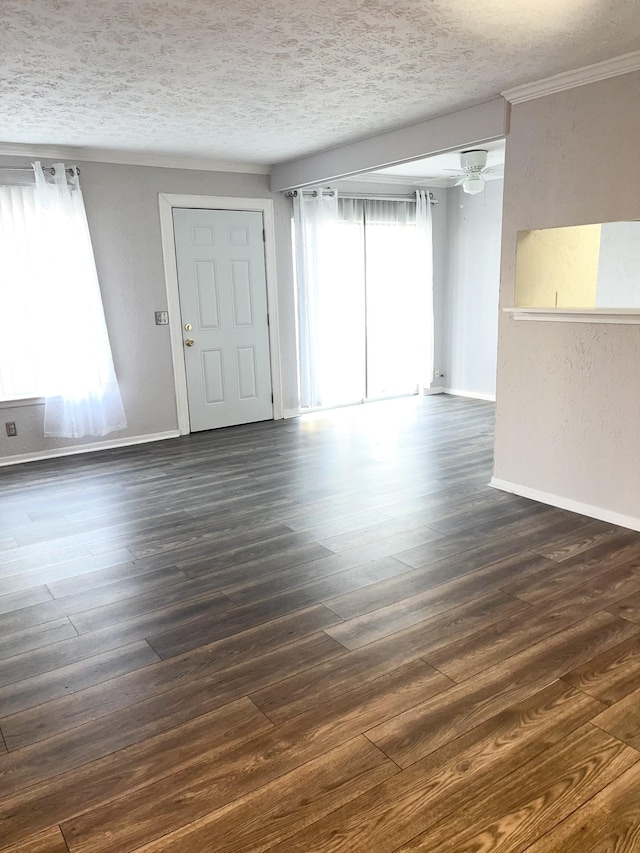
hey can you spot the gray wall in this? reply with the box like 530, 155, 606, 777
0, 158, 296, 461
494, 70, 640, 522
431, 188, 449, 392
443, 179, 503, 397
596, 221, 640, 307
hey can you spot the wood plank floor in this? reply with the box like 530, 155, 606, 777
1, 394, 640, 852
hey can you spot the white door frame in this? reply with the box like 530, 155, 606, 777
159, 193, 284, 434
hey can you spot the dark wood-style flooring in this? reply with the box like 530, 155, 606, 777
1, 395, 640, 852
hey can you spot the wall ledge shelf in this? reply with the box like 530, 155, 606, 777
504, 308, 640, 324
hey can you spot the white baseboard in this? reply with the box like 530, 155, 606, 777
423, 387, 445, 396
0, 430, 181, 467
490, 476, 640, 533
283, 408, 300, 419
443, 388, 496, 402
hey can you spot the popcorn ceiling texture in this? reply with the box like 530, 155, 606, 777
2, 0, 640, 163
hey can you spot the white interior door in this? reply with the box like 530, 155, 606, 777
173, 207, 273, 431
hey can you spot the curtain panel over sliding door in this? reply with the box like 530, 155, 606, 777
293, 190, 434, 411
293, 190, 362, 410
415, 190, 434, 389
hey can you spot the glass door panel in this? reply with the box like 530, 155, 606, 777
365, 222, 426, 399
314, 219, 366, 407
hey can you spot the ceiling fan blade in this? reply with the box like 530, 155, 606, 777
452, 176, 466, 186
483, 165, 505, 177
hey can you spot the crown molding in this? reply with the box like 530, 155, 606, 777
502, 50, 640, 105
0, 142, 270, 174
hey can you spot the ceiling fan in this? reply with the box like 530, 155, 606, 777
452, 149, 504, 195
410, 148, 505, 194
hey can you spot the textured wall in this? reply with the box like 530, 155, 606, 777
494, 71, 640, 519
443, 179, 503, 397
0, 158, 296, 460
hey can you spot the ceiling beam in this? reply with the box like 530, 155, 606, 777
270, 98, 509, 192
0, 142, 270, 175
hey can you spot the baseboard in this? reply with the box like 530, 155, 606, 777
490, 476, 640, 533
423, 388, 445, 396
443, 388, 496, 402
283, 408, 300, 419
0, 430, 181, 467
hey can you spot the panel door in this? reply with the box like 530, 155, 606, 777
173, 208, 273, 431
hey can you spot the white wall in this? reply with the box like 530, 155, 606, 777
0, 157, 297, 462
494, 70, 640, 526
596, 221, 640, 307
443, 179, 503, 398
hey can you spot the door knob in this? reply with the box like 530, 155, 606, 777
185, 338, 195, 347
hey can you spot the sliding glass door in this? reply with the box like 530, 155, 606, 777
365, 216, 427, 399
294, 193, 432, 411
316, 214, 366, 407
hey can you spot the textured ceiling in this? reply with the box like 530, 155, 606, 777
1, 1, 640, 165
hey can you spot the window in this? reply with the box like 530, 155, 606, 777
0, 163, 126, 437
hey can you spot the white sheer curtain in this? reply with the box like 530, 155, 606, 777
0, 162, 126, 437
293, 189, 344, 409
415, 190, 434, 389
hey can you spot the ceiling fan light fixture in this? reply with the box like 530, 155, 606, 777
460, 149, 488, 171
462, 174, 485, 195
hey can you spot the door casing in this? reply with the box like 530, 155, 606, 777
159, 193, 284, 434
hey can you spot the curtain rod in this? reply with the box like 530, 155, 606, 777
284, 189, 438, 204
0, 166, 80, 176
341, 191, 438, 204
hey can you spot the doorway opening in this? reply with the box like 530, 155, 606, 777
291, 139, 505, 414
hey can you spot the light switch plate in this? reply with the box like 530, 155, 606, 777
155, 311, 169, 325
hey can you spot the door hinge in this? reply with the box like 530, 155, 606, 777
262, 229, 266, 242
271, 392, 274, 403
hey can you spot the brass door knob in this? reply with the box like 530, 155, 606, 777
184, 323, 192, 331
185, 338, 195, 347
